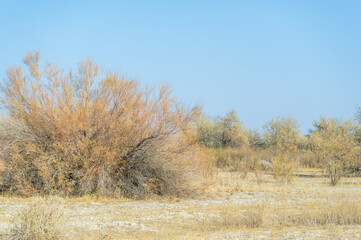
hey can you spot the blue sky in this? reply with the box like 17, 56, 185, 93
1, 1, 360, 133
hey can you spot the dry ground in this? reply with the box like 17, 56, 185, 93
1, 169, 361, 239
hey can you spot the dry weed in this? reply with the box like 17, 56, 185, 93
291, 200, 361, 226
200, 205, 265, 231
9, 197, 64, 240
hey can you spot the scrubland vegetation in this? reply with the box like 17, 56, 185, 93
0, 53, 361, 239
197, 109, 361, 185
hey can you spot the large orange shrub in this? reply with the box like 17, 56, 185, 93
0, 52, 202, 198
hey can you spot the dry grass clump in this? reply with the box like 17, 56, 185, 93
201, 205, 265, 230
0, 51, 203, 199
291, 200, 361, 226
10, 197, 64, 240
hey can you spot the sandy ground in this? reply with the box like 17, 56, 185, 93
0, 170, 361, 239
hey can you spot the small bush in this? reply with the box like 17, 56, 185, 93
310, 118, 361, 185
263, 117, 303, 152
197, 110, 249, 149
213, 146, 257, 175
214, 148, 245, 170
271, 154, 296, 183
10, 198, 64, 240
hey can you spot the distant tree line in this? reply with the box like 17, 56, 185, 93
197, 109, 361, 185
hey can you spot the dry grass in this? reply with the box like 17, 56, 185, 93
9, 197, 64, 240
218, 205, 264, 229
290, 200, 361, 226
196, 200, 361, 233
197, 205, 265, 232
0, 171, 360, 239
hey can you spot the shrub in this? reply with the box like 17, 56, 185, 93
197, 115, 220, 148
10, 197, 64, 240
262, 117, 306, 182
310, 118, 361, 185
214, 148, 243, 170
213, 146, 256, 175
247, 129, 265, 149
217, 110, 249, 148
263, 117, 303, 152
271, 154, 296, 183
354, 106, 361, 144
197, 110, 249, 149
0, 52, 202, 199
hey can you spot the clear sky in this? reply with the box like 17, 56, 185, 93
1, 0, 360, 133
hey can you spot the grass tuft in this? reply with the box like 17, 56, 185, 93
9, 197, 64, 240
